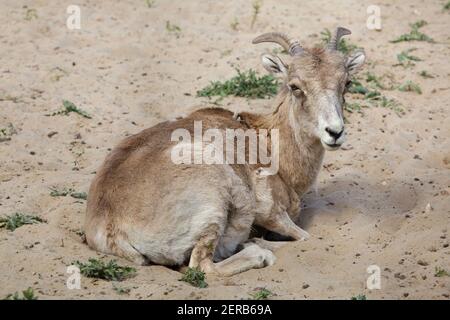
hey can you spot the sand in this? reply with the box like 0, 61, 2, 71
0, 0, 449, 299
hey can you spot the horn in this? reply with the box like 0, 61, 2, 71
252, 32, 303, 56
328, 27, 351, 50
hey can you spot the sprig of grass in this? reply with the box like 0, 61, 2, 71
71, 192, 87, 200
398, 80, 422, 94
112, 283, 131, 294
50, 186, 74, 197
351, 294, 367, 300
25, 8, 38, 21
434, 267, 449, 277
445, 1, 450, 10
346, 78, 403, 115
251, 288, 272, 300
0, 123, 17, 142
145, 0, 155, 8
320, 28, 359, 54
391, 20, 434, 43
395, 48, 422, 68
230, 18, 239, 31
250, 0, 262, 29
49, 100, 92, 119
179, 267, 208, 288
50, 187, 87, 200
344, 102, 365, 114
0, 213, 45, 231
4, 288, 38, 300
365, 72, 387, 89
166, 21, 181, 37
73, 259, 137, 281
197, 69, 278, 99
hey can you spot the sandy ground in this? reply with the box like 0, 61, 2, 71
0, 0, 449, 300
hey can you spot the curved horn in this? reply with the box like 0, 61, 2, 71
252, 32, 303, 56
328, 27, 351, 50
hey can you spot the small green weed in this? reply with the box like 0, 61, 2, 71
434, 267, 449, 277
395, 49, 422, 68
73, 259, 137, 281
351, 294, 367, 300
197, 69, 278, 99
179, 267, 208, 288
4, 288, 38, 300
391, 20, 434, 43
0, 213, 45, 231
398, 80, 422, 94
251, 288, 272, 300
49, 100, 92, 119
0, 123, 17, 142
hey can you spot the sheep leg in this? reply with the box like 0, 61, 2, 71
256, 210, 310, 241
189, 241, 275, 277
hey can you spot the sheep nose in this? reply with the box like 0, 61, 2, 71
325, 127, 344, 140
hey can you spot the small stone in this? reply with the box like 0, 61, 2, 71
47, 131, 58, 138
417, 260, 428, 266
395, 273, 406, 280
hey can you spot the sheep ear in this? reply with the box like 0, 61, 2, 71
261, 54, 288, 76
346, 50, 365, 74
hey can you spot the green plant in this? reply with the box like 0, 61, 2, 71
396, 49, 422, 68
197, 69, 278, 99
251, 0, 262, 29
179, 267, 208, 288
365, 72, 387, 89
50, 186, 74, 197
344, 102, 364, 113
145, 0, 155, 8
0, 213, 45, 231
444, 1, 450, 10
230, 18, 239, 31
49, 100, 92, 119
351, 294, 367, 300
70, 192, 88, 200
0, 123, 17, 142
251, 288, 272, 300
166, 21, 181, 34
112, 283, 131, 294
346, 78, 403, 115
434, 267, 449, 277
320, 28, 359, 54
50, 187, 87, 200
4, 288, 38, 300
398, 80, 422, 94
391, 20, 434, 43
25, 8, 38, 21
379, 96, 404, 114
73, 259, 137, 281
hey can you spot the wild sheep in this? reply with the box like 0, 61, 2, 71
85, 28, 365, 276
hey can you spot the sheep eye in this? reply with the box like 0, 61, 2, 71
289, 84, 303, 95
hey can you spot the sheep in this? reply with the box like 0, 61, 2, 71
84, 28, 365, 276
